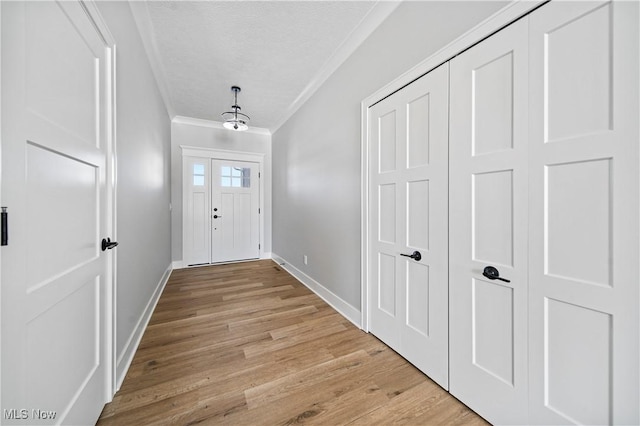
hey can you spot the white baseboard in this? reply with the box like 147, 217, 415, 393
174, 256, 271, 268
115, 263, 172, 390
271, 253, 361, 328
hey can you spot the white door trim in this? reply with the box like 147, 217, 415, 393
180, 146, 266, 262
360, 0, 544, 331
82, 1, 118, 400
0, 2, 4, 410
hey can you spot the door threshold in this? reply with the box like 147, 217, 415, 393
185, 258, 261, 268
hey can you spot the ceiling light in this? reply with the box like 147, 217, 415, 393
221, 86, 250, 131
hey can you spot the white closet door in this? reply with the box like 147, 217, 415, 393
368, 64, 449, 388
528, 1, 639, 424
183, 157, 211, 266
449, 18, 529, 424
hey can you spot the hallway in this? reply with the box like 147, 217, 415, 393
98, 260, 486, 425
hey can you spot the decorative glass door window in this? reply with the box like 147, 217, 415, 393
221, 166, 251, 188
193, 164, 205, 186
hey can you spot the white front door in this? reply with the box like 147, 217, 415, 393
528, 1, 639, 424
211, 160, 260, 263
368, 63, 449, 388
1, 1, 113, 424
449, 18, 529, 425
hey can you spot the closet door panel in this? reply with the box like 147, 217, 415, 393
368, 64, 450, 389
473, 51, 515, 155
449, 17, 529, 425
528, 1, 639, 424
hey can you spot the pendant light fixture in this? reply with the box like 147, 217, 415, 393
221, 86, 250, 131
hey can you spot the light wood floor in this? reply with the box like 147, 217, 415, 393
98, 260, 487, 425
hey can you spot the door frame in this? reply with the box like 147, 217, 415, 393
181, 146, 265, 264
1, 2, 4, 409
81, 1, 118, 400
85, 1, 118, 400
359, 0, 544, 331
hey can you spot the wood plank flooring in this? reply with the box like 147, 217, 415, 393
98, 260, 487, 425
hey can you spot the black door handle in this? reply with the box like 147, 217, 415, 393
101, 238, 119, 251
1, 207, 7, 246
482, 266, 510, 283
213, 215, 222, 219
400, 251, 422, 261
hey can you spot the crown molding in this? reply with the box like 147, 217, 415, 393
269, 0, 402, 134
362, 0, 544, 109
172, 116, 271, 136
129, 1, 175, 118
130, 0, 400, 131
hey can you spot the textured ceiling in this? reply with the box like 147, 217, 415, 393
132, 1, 395, 131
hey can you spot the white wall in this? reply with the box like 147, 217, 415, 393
171, 121, 272, 264
272, 1, 508, 311
96, 2, 172, 382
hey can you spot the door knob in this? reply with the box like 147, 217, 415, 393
213, 215, 222, 219
101, 238, 118, 251
400, 251, 422, 261
482, 266, 510, 283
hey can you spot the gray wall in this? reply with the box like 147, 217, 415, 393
171, 122, 272, 264
272, 1, 508, 310
96, 2, 172, 379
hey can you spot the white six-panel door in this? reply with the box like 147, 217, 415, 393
368, 64, 449, 388
528, 1, 639, 424
1, 1, 113, 424
449, 18, 529, 425
211, 160, 260, 263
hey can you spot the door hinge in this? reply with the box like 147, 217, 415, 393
258, 208, 261, 214
259, 172, 261, 178
259, 243, 261, 250
1, 207, 7, 246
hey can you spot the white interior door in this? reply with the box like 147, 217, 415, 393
528, 1, 639, 424
1, 1, 113, 424
449, 18, 529, 425
183, 156, 211, 266
211, 160, 260, 263
368, 64, 449, 388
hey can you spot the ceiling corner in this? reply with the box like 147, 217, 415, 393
128, 1, 176, 118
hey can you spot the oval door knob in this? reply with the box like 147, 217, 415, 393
400, 251, 422, 261
482, 266, 510, 283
